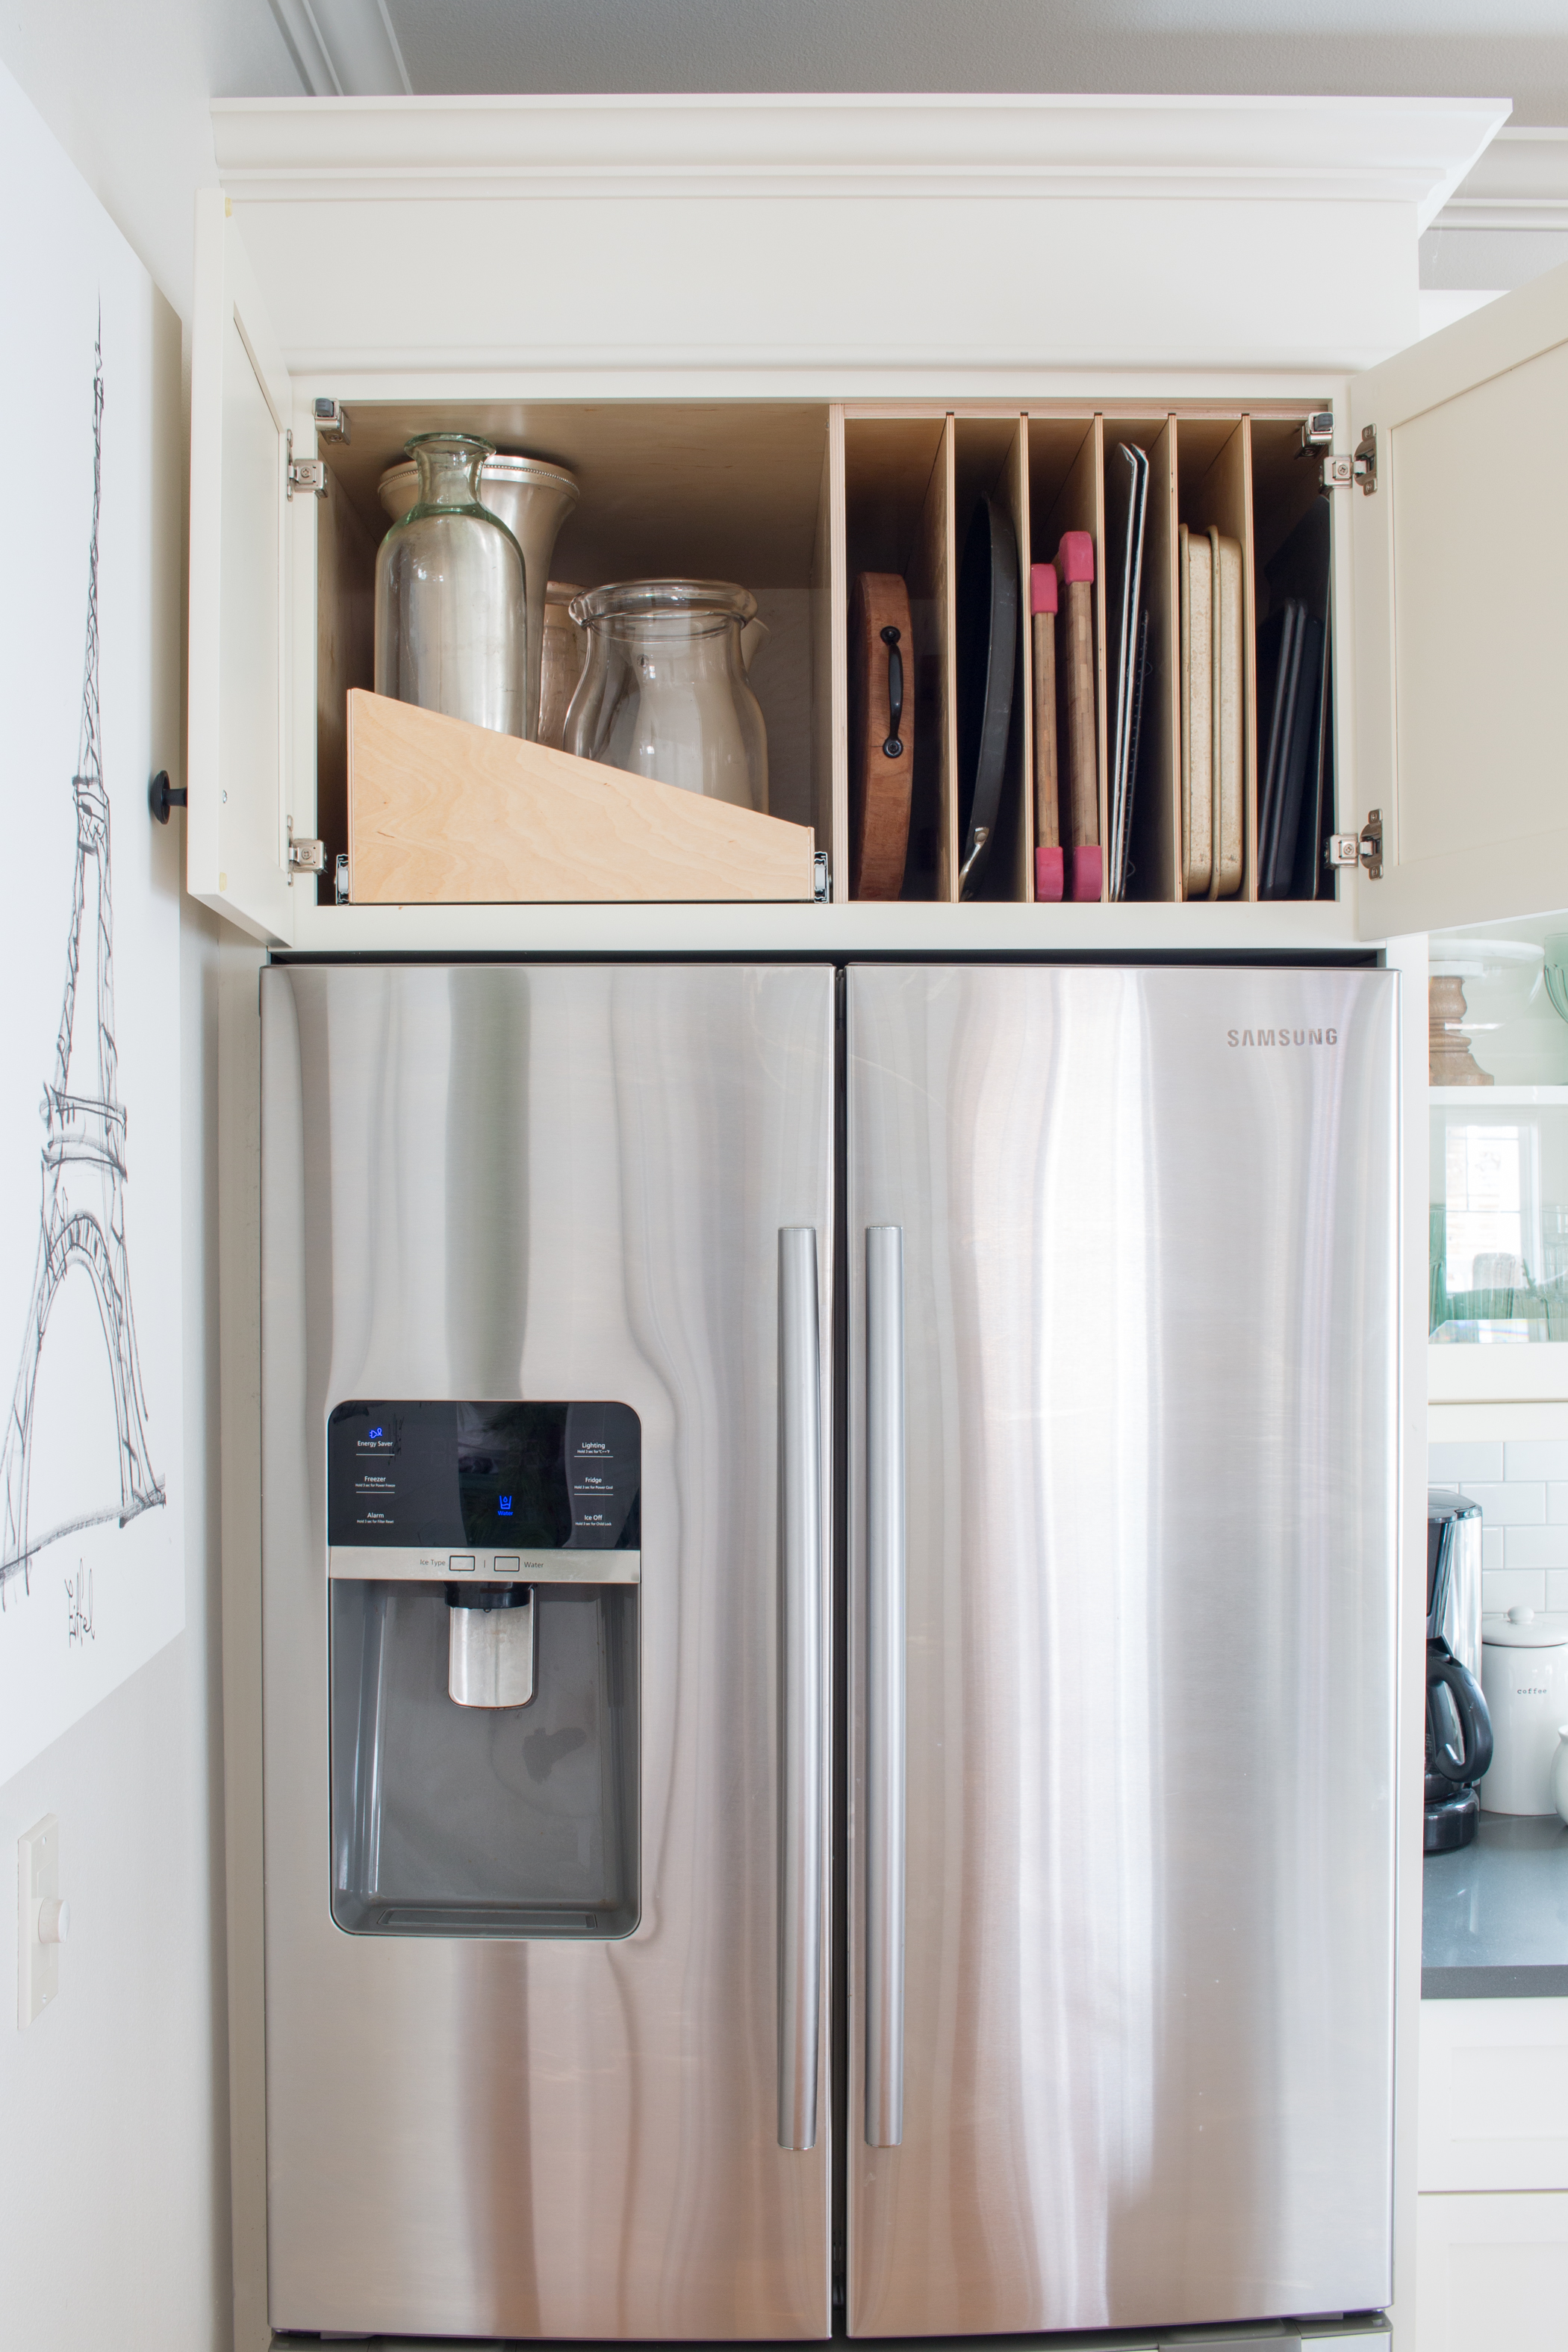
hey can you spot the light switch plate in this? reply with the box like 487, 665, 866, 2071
18, 1814, 59, 2027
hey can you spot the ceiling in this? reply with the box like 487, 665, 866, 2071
225, 1, 1568, 117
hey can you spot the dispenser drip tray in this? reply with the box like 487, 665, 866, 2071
329, 1579, 638, 1938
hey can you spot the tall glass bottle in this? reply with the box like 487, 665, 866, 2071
374, 433, 526, 737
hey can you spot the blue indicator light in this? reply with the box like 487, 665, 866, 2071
498, 1495, 514, 1516
368, 1425, 383, 1440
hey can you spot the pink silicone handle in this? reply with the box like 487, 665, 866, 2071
1067, 844, 1103, 902
1030, 564, 1058, 617
1035, 846, 1064, 901
1055, 531, 1095, 586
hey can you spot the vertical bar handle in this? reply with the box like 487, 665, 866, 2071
777, 1226, 823, 2152
865, 1225, 906, 2147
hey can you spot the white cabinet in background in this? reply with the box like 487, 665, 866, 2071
1416, 2193, 1568, 2352
1419, 1999, 1568, 2194
184, 93, 1546, 957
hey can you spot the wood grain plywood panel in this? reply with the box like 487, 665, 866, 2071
326, 399, 830, 588
346, 688, 815, 903
814, 408, 847, 896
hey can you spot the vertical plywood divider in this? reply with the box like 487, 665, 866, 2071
907, 416, 958, 901
1240, 417, 1259, 901
816, 405, 849, 897
1008, 415, 1034, 902
1001, 418, 1034, 903
937, 417, 959, 902
1127, 417, 1180, 903
1183, 417, 1257, 900
1092, 417, 1110, 900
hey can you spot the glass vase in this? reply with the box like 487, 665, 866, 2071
374, 433, 526, 737
563, 580, 768, 812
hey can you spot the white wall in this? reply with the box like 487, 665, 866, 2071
0, 22, 235, 2352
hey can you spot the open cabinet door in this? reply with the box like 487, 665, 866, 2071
1351, 258, 1568, 939
187, 189, 296, 944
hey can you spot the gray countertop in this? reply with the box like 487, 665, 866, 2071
1423, 1811, 1568, 1997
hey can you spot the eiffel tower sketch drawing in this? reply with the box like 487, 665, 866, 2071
0, 323, 164, 1599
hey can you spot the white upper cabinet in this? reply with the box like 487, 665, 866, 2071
1350, 260, 1568, 942
190, 96, 1513, 949
187, 190, 296, 945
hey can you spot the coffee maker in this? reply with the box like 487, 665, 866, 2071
1425, 1490, 1493, 1852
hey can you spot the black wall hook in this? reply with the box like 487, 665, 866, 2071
150, 771, 187, 824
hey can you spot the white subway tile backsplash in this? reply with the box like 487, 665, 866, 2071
1505, 1441, 1568, 1482
1484, 1567, 1549, 1614
1546, 1571, 1568, 1612
1460, 1480, 1547, 1525
1505, 1523, 1568, 1569
1549, 1484, 1568, 1525
1484, 1525, 1506, 1573
1429, 1441, 1505, 1486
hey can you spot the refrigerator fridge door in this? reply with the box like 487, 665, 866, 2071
846, 965, 1398, 2336
261, 963, 833, 2342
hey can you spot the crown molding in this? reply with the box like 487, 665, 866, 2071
211, 93, 1507, 229
1431, 124, 1568, 235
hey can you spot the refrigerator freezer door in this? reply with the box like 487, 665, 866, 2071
846, 965, 1398, 2336
262, 963, 833, 2341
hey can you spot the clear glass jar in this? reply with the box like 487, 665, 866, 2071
374, 433, 526, 736
563, 581, 768, 812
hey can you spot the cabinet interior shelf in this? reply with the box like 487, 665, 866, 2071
311, 397, 1339, 914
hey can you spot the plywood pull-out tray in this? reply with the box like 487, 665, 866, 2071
346, 688, 817, 905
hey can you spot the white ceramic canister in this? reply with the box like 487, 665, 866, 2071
1481, 1607, 1568, 1813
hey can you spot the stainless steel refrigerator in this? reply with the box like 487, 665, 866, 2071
260, 959, 1398, 2343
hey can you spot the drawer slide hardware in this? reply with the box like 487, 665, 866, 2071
814, 851, 830, 903
335, 853, 350, 904
1327, 809, 1383, 880
1322, 424, 1377, 495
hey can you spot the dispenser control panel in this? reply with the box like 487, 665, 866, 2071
327, 1400, 641, 1583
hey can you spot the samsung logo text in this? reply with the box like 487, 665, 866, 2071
1227, 1027, 1338, 1048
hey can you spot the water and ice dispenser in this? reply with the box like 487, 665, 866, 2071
326, 1399, 640, 1938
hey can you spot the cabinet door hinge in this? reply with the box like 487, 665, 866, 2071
287, 827, 326, 876
312, 396, 350, 444
1326, 809, 1383, 880
1322, 423, 1377, 495
284, 429, 326, 500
